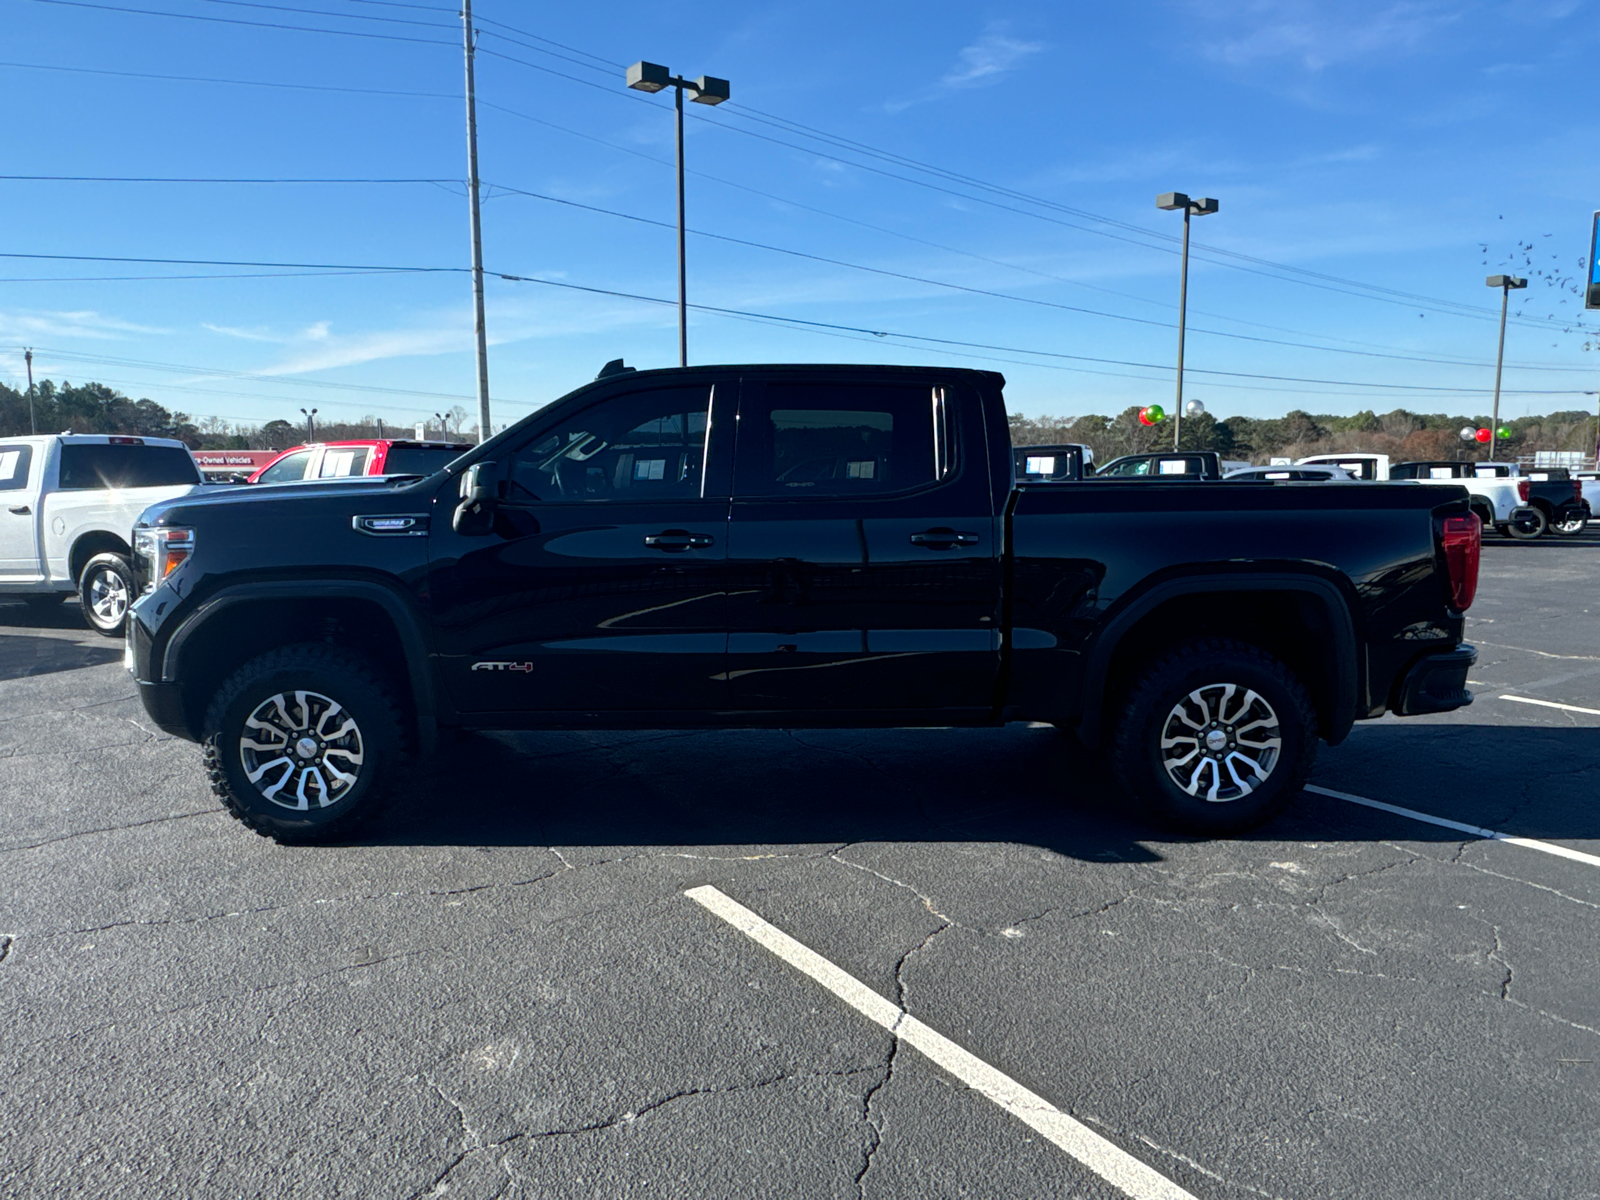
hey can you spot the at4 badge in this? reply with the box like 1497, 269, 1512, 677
471, 661, 535, 673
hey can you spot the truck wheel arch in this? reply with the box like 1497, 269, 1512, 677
69, 531, 132, 585
159, 580, 438, 752
1076, 574, 1359, 750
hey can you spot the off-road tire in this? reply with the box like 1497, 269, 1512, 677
1506, 507, 1548, 541
202, 644, 405, 842
1111, 637, 1318, 836
78, 552, 135, 637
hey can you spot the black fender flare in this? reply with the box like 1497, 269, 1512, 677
1075, 572, 1359, 749
159, 578, 438, 750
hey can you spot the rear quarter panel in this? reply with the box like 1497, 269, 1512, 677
42, 484, 204, 584
1007, 479, 1468, 721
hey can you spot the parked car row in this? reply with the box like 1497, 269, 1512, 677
0, 435, 473, 637
1008, 445, 1592, 540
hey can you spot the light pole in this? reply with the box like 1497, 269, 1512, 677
1156, 192, 1219, 450
461, 0, 491, 444
300, 408, 317, 443
23, 347, 36, 435
626, 61, 731, 368
1485, 274, 1527, 461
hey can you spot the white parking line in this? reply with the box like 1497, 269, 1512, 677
685, 884, 1196, 1200
1499, 694, 1600, 718
1306, 785, 1600, 869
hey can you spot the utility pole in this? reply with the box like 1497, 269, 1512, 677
1485, 274, 1526, 461
462, 0, 491, 444
1155, 194, 1219, 451
24, 348, 36, 435
674, 82, 687, 368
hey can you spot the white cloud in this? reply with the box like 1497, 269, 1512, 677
940, 29, 1046, 88
1188, 0, 1473, 71
884, 23, 1044, 112
0, 309, 168, 341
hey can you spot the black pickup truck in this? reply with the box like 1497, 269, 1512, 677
127, 364, 1478, 842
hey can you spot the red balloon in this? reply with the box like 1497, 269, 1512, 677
1474, 427, 1491, 444
1138, 407, 1155, 426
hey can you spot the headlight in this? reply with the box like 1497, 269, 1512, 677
134, 526, 195, 594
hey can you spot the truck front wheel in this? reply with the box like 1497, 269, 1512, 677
202, 644, 404, 842
78, 552, 135, 637
1111, 638, 1317, 835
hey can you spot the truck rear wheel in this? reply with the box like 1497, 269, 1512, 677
202, 644, 404, 842
78, 552, 135, 637
1111, 638, 1317, 835
1552, 513, 1588, 537
1506, 508, 1548, 540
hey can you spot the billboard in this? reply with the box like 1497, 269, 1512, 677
1590, 210, 1600, 309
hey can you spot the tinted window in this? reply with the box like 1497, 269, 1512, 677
382, 446, 467, 477
318, 447, 371, 478
740, 382, 945, 498
57, 443, 200, 490
0, 445, 34, 492
507, 386, 711, 503
256, 450, 314, 484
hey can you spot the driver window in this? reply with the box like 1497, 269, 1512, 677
257, 449, 314, 484
506, 386, 711, 503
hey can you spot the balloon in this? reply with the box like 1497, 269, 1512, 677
1138, 408, 1155, 426
1140, 404, 1165, 426
1459, 427, 1476, 441
1474, 428, 1492, 444
1497, 427, 1511, 439
1184, 399, 1206, 418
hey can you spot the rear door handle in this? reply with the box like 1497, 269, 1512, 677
644, 529, 714, 551
910, 528, 980, 549
7, 505, 30, 515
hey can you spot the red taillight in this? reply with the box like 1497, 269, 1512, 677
1517, 479, 1530, 502
1441, 514, 1480, 611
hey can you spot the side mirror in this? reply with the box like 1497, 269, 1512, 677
452, 461, 500, 536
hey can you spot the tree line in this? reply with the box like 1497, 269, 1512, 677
0, 380, 470, 449
4, 377, 1595, 464
1010, 405, 1600, 464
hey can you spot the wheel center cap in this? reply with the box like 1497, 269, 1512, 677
1205, 729, 1229, 752
295, 736, 319, 759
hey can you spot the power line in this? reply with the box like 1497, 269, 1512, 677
22, 0, 456, 45
485, 183, 1599, 375
0, 174, 457, 184
0, 250, 465, 272
488, 271, 1593, 396
192, 0, 455, 30
0, 58, 456, 99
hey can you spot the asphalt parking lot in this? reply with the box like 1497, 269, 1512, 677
2, 532, 1598, 1200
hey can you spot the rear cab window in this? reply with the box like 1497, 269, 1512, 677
0, 445, 35, 491
735, 381, 953, 498
382, 445, 468, 477
57, 443, 200, 489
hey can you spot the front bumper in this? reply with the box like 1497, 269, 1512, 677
127, 608, 197, 741
1392, 643, 1476, 716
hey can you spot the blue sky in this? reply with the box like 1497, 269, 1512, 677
3, 0, 1599, 433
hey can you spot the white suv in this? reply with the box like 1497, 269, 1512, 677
0, 434, 204, 635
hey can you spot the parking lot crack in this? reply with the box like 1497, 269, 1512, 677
829, 850, 953, 926
0, 809, 216, 855
0, 934, 11, 965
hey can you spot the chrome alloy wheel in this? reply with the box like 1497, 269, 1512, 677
238, 689, 365, 811
87, 566, 129, 628
1159, 683, 1282, 803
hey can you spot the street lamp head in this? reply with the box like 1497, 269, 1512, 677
1156, 192, 1190, 211
1190, 197, 1219, 216
690, 75, 730, 104
1486, 274, 1528, 289
626, 61, 671, 93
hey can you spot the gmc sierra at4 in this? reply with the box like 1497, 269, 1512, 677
126, 364, 1479, 842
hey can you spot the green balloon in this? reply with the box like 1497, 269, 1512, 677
1145, 403, 1165, 422
1497, 427, 1511, 438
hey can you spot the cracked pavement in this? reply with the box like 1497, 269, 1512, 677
2, 536, 1600, 1198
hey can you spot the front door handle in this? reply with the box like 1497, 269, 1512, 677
910, 528, 980, 549
7, 505, 30, 516
644, 529, 714, 551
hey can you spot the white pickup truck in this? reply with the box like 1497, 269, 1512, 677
1297, 453, 1527, 536
0, 435, 205, 635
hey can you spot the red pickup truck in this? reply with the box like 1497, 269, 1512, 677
247, 439, 472, 485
